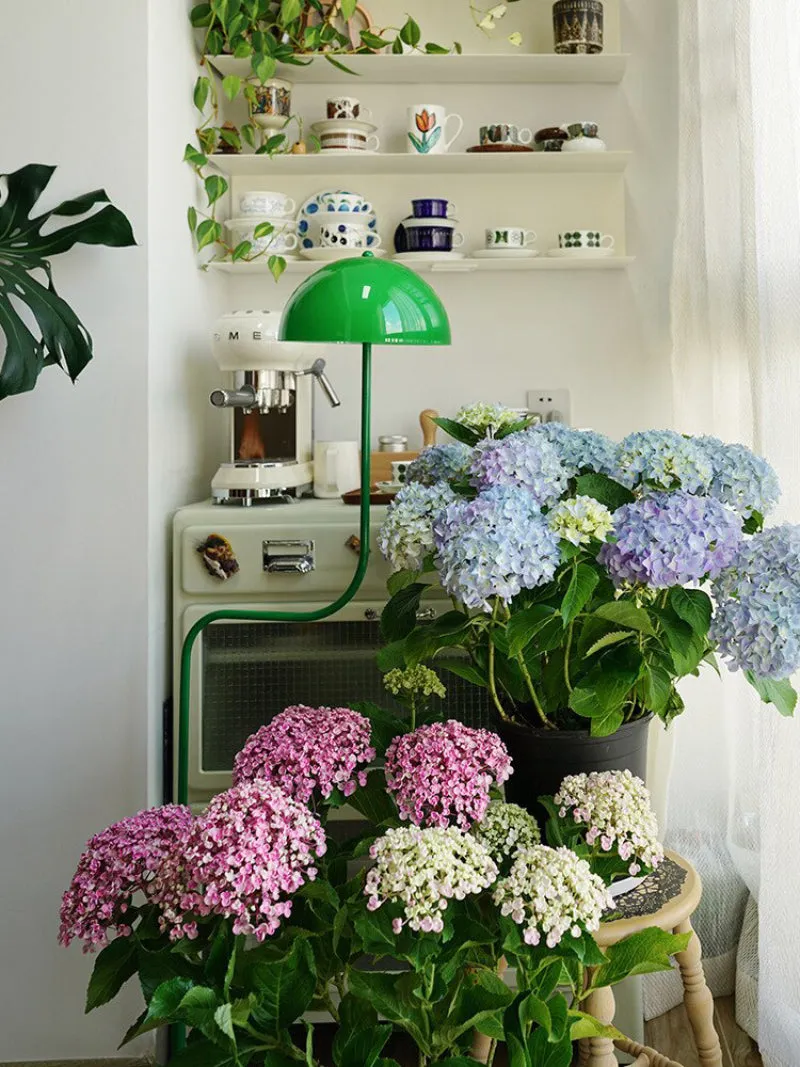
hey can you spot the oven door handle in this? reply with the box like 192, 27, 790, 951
263, 539, 316, 574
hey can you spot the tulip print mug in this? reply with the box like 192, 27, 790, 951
407, 105, 464, 155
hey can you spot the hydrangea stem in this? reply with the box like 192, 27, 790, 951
488, 600, 511, 721
499, 603, 552, 729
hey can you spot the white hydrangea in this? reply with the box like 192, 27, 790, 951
378, 483, 456, 572
555, 770, 664, 876
493, 844, 612, 948
455, 402, 522, 436
472, 800, 541, 863
548, 495, 614, 546
364, 826, 498, 934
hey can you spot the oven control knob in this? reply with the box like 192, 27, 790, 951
364, 609, 379, 621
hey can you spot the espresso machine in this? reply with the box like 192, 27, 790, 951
210, 309, 340, 505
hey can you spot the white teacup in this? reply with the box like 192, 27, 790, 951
558, 230, 615, 250
226, 217, 299, 255
239, 190, 296, 217
327, 96, 372, 121
407, 104, 464, 155
319, 222, 382, 250
486, 226, 537, 249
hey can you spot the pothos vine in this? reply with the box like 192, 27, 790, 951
185, 0, 521, 280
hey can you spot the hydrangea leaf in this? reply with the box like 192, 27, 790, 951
85, 936, 138, 1012
594, 601, 656, 636
0, 163, 135, 400
745, 673, 797, 718
590, 927, 691, 990
432, 416, 482, 446
561, 563, 600, 625
574, 473, 635, 511
669, 587, 712, 636
250, 937, 316, 1032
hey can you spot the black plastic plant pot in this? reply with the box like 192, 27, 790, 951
497, 715, 652, 825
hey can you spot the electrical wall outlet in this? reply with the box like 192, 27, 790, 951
527, 389, 572, 426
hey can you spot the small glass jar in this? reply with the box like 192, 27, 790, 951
378, 435, 408, 452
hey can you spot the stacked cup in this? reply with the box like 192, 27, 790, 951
393, 198, 465, 256
226, 190, 299, 258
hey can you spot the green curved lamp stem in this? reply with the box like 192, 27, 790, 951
176, 344, 373, 809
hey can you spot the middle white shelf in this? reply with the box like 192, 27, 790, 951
208, 257, 635, 275
209, 151, 632, 178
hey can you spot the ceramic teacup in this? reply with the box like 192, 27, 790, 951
486, 226, 537, 249
327, 96, 372, 121
226, 217, 299, 255
319, 222, 382, 250
558, 230, 615, 250
407, 105, 464, 155
239, 190, 296, 218
411, 198, 457, 219
318, 190, 373, 214
479, 123, 533, 147
391, 460, 412, 485
248, 77, 292, 129
562, 120, 599, 140
394, 221, 465, 253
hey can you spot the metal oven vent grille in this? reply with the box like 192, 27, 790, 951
201, 621, 491, 772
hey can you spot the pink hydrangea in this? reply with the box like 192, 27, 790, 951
58, 805, 193, 951
384, 720, 512, 831
232, 705, 376, 803
148, 779, 326, 942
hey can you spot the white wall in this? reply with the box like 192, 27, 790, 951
0, 2, 152, 1060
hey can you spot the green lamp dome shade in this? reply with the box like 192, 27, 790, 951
279, 252, 451, 346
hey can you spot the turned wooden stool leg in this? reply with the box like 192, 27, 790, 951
577, 1037, 591, 1065
583, 984, 618, 1067
675, 919, 723, 1067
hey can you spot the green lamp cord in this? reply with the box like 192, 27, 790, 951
176, 343, 374, 808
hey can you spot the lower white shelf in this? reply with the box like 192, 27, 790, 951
207, 257, 634, 275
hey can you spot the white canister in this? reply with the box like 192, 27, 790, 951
313, 441, 360, 498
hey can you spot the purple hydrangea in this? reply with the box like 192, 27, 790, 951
531, 423, 619, 480
469, 431, 567, 505
599, 491, 743, 588
433, 486, 561, 611
697, 437, 781, 518
710, 525, 800, 678
378, 482, 456, 572
405, 443, 473, 487
616, 430, 714, 493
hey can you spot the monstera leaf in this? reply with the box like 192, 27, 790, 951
0, 163, 135, 400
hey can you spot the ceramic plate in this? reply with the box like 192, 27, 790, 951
392, 251, 466, 263
317, 148, 378, 156
311, 118, 378, 136
300, 247, 387, 261
547, 247, 615, 258
375, 481, 403, 494
472, 248, 539, 259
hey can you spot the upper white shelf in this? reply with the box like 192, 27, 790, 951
207, 257, 635, 275
206, 52, 629, 85
209, 150, 631, 177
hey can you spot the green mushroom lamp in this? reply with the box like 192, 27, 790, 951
176, 253, 451, 806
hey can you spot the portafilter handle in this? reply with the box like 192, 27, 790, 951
299, 358, 341, 408
210, 385, 258, 409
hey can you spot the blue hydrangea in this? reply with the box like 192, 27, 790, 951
697, 437, 781, 518
710, 525, 800, 679
405, 443, 473, 487
378, 483, 456, 572
616, 430, 714, 493
598, 491, 743, 588
432, 486, 561, 612
470, 430, 568, 506
530, 423, 619, 480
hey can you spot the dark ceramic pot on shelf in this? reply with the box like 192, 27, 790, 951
498, 714, 652, 826
552, 0, 604, 55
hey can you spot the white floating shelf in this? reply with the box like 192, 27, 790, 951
209, 151, 631, 177
207, 257, 634, 275
206, 53, 629, 85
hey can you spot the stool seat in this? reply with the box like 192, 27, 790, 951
578, 849, 723, 1067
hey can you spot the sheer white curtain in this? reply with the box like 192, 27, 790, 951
654, 1, 800, 1061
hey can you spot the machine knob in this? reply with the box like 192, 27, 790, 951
210, 386, 258, 408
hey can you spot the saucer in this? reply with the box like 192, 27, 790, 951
300, 247, 387, 261
317, 148, 378, 156
312, 118, 378, 135
547, 247, 615, 258
466, 143, 534, 153
472, 248, 539, 259
392, 251, 466, 263
376, 481, 403, 494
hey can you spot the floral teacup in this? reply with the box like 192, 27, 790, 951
407, 105, 464, 155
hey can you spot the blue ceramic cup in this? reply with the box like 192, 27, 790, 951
394, 221, 465, 253
411, 198, 457, 220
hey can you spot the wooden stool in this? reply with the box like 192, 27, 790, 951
578, 850, 723, 1067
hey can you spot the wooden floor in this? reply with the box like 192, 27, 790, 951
644, 997, 763, 1067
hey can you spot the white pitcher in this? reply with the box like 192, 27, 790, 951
313, 441, 360, 498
